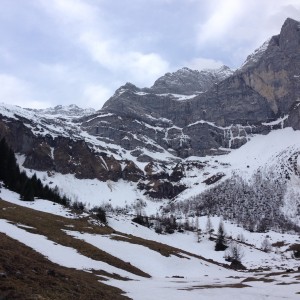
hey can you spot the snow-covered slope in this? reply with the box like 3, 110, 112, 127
31, 104, 95, 118
240, 39, 271, 71
1, 193, 300, 300
8, 127, 299, 233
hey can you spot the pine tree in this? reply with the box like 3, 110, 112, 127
225, 242, 244, 262
206, 215, 214, 238
0, 138, 71, 206
0, 138, 10, 182
215, 220, 227, 251
20, 180, 35, 201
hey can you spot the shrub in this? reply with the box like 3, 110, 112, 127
132, 215, 149, 227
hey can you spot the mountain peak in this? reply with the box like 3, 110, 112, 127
149, 65, 233, 95
34, 104, 95, 118
114, 82, 139, 95
282, 17, 300, 27
279, 17, 300, 52
240, 17, 300, 71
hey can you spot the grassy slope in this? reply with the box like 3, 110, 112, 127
0, 198, 226, 300
0, 233, 130, 300
1, 198, 300, 299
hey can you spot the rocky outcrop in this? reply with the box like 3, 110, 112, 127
0, 119, 123, 181
238, 18, 300, 117
138, 180, 186, 199
144, 65, 233, 95
122, 160, 144, 182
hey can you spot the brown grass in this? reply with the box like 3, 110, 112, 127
288, 244, 300, 251
242, 277, 275, 283
276, 282, 299, 285
271, 241, 286, 247
179, 283, 250, 290
0, 233, 130, 300
0, 199, 150, 279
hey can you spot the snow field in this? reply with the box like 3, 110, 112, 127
0, 219, 139, 280
1, 194, 300, 300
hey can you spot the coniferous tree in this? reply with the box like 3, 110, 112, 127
215, 220, 227, 251
225, 242, 244, 262
20, 180, 35, 201
0, 137, 71, 205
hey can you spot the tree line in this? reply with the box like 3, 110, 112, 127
0, 138, 70, 205
163, 169, 300, 233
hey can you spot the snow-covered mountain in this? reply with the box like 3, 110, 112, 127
145, 65, 233, 95
1, 17, 300, 300
31, 104, 95, 118
0, 18, 300, 231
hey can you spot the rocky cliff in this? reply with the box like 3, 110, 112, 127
0, 18, 299, 200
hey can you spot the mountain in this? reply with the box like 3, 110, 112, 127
32, 104, 96, 118
144, 65, 233, 95
0, 18, 300, 231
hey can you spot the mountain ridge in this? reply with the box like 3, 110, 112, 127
0, 18, 300, 228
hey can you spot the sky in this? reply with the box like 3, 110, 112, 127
0, 0, 299, 110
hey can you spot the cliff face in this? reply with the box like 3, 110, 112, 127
0, 18, 299, 199
145, 65, 233, 95
100, 18, 300, 156
240, 18, 300, 116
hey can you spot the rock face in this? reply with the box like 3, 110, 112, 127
145, 65, 233, 95
100, 18, 300, 156
238, 18, 300, 118
0, 18, 300, 200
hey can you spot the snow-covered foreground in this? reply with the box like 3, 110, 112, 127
0, 219, 137, 280
108, 215, 300, 271
109, 275, 300, 300
65, 229, 232, 278
1, 192, 300, 299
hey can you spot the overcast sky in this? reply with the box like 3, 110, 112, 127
0, 0, 299, 110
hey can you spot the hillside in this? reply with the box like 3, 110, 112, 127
1, 193, 300, 299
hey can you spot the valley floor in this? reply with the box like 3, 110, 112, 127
1, 191, 300, 299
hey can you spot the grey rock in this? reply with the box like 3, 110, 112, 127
0, 18, 300, 201
145, 65, 233, 95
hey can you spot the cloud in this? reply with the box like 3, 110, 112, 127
185, 57, 224, 71
39, 0, 169, 87
40, 0, 97, 25
38, 63, 80, 84
0, 74, 50, 108
1, 0, 300, 110
79, 31, 169, 86
82, 84, 112, 109
196, 0, 243, 46
195, 0, 300, 67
